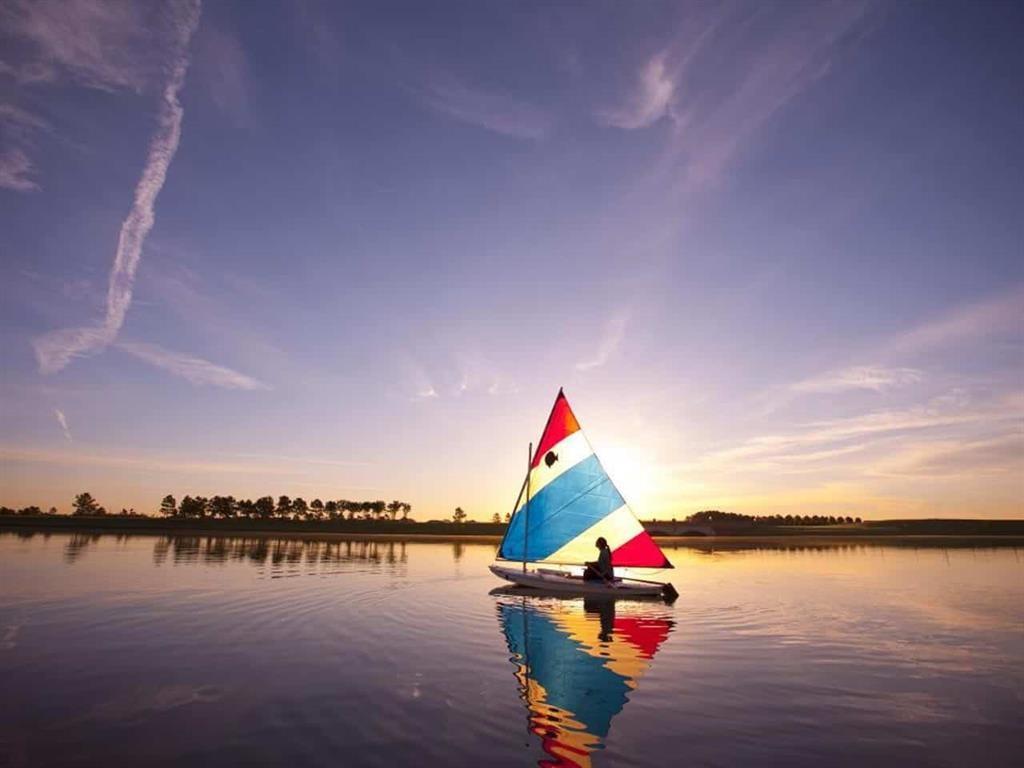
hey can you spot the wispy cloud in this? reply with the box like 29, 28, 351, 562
193, 15, 249, 123
404, 345, 516, 401
412, 379, 438, 401
142, 261, 293, 376
599, 52, 675, 130
871, 432, 1024, 479
53, 408, 72, 442
704, 390, 1024, 468
0, 0, 161, 92
576, 309, 629, 371
884, 284, 1024, 357
0, 147, 38, 191
0, 103, 52, 139
32, 0, 201, 374
790, 365, 922, 394
0, 104, 50, 190
0, 447, 325, 477
226, 453, 373, 468
421, 75, 550, 139
647, 2, 871, 195
758, 363, 922, 416
118, 341, 269, 390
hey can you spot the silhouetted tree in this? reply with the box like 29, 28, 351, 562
160, 495, 177, 517
18, 506, 42, 516
291, 498, 308, 519
452, 507, 467, 524
210, 496, 236, 519
255, 496, 275, 519
72, 492, 101, 516
490, 512, 500, 524
179, 495, 206, 519
276, 496, 292, 517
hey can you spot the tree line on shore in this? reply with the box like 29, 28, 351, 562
686, 510, 862, 525
1, 492, 414, 522
160, 494, 414, 522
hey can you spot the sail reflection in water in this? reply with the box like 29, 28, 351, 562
496, 593, 675, 767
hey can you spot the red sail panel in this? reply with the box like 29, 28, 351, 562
610, 530, 672, 568
531, 389, 581, 468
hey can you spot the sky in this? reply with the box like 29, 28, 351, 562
1, 0, 1022, 520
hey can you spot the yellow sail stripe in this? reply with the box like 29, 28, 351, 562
541, 504, 644, 565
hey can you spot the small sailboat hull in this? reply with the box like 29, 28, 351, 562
489, 564, 669, 597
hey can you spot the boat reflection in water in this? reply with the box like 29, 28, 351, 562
495, 590, 675, 767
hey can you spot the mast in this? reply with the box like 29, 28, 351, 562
522, 441, 531, 573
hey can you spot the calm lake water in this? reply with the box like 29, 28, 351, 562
0, 532, 1021, 767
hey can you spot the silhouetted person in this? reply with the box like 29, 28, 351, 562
584, 537, 614, 582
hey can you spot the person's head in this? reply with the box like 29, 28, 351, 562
595, 537, 608, 550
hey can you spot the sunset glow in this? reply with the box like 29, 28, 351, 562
1, 1, 1021, 519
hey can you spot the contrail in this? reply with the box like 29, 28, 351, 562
33, 0, 202, 375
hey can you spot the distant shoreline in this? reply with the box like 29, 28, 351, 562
2, 514, 1022, 544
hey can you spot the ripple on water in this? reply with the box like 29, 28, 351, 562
1, 534, 1022, 767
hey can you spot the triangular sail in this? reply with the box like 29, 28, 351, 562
498, 389, 673, 569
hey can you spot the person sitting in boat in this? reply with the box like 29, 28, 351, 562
584, 537, 615, 582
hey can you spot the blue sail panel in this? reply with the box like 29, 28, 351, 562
499, 454, 624, 562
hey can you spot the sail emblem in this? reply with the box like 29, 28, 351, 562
498, 389, 673, 569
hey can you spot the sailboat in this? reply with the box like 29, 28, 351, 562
490, 389, 678, 600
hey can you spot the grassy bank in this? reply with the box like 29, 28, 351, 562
0, 514, 507, 538
650, 519, 1024, 536
2, 514, 1022, 539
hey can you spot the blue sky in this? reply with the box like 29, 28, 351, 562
1, 0, 1022, 518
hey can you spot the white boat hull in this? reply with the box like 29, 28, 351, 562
489, 563, 669, 597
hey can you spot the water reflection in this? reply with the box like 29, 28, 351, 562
662, 539, 1023, 555
150, 536, 410, 576
64, 532, 102, 563
496, 592, 675, 767
41, 532, 411, 576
